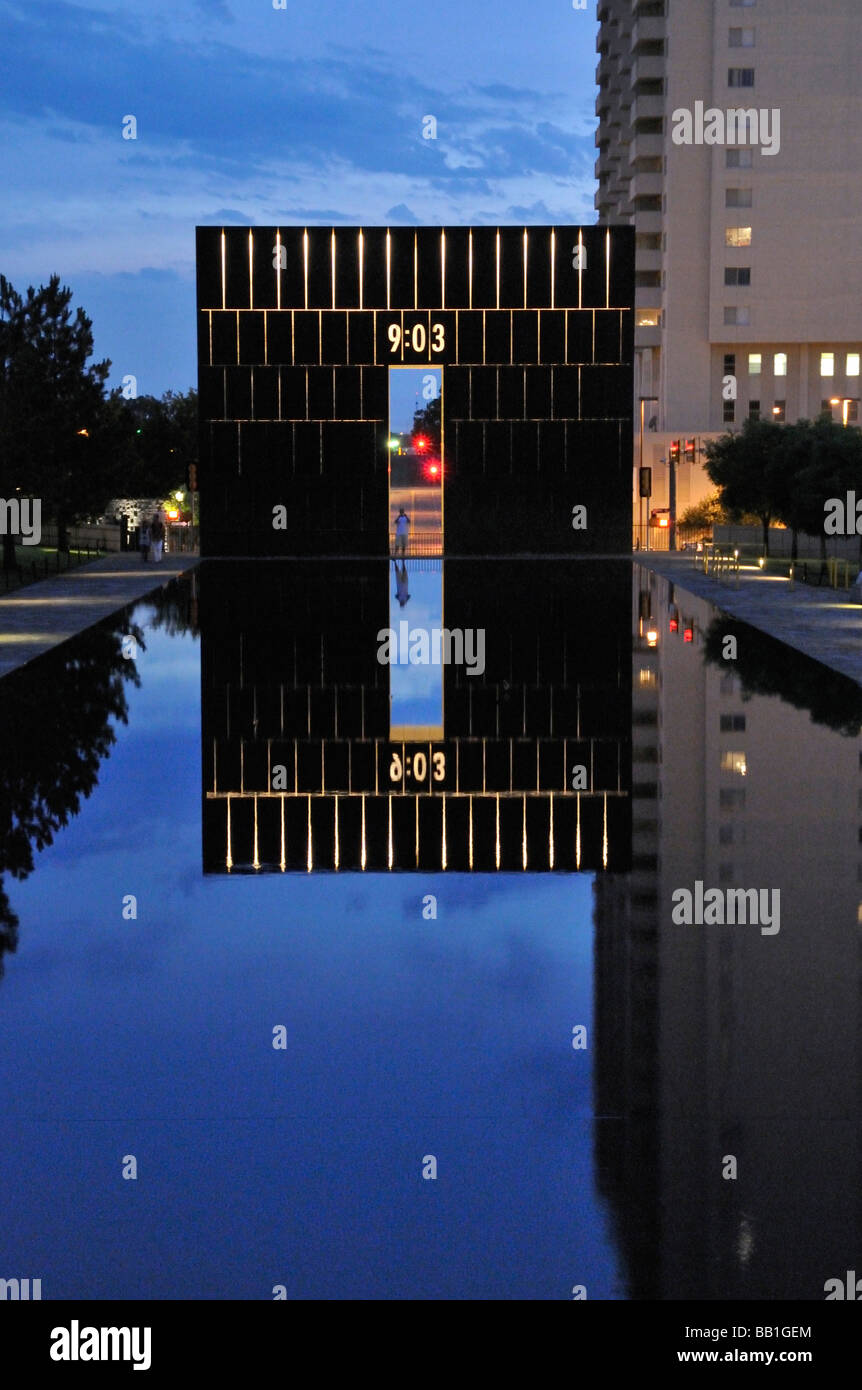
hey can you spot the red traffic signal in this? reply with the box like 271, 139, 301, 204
685, 438, 696, 464
413, 435, 429, 452
669, 440, 681, 464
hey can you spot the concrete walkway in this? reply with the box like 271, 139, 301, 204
0, 551, 199, 678
637, 551, 862, 686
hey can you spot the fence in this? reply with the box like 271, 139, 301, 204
1, 542, 104, 593
632, 523, 711, 552
39, 522, 122, 552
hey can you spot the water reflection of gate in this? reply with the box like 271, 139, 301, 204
200, 559, 631, 873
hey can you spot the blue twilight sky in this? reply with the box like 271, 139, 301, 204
0, 0, 599, 397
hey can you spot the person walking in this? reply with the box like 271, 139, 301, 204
393, 507, 410, 557
150, 514, 165, 564
139, 520, 151, 564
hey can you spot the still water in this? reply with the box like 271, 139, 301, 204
0, 558, 860, 1300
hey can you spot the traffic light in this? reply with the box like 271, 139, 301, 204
669, 440, 680, 464
685, 438, 696, 464
638, 466, 652, 498
188, 463, 198, 491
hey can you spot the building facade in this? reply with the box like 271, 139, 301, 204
595, 0, 862, 524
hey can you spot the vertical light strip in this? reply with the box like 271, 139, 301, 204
522, 228, 528, 310
550, 229, 555, 309
602, 794, 608, 869
441, 797, 447, 871
522, 796, 527, 870
468, 796, 474, 870
578, 228, 584, 310
275, 230, 282, 310
248, 230, 254, 308
605, 228, 611, 308
302, 230, 309, 310
306, 795, 313, 872
415, 796, 419, 868
495, 795, 501, 870
220, 230, 226, 310
280, 797, 285, 872
388, 797, 394, 870
253, 795, 260, 870
468, 230, 473, 309
358, 228, 364, 310
495, 230, 501, 309
331, 230, 336, 310
440, 229, 446, 309
385, 230, 391, 311
361, 795, 367, 870
334, 795, 340, 871
226, 795, 232, 871
413, 233, 418, 310
549, 793, 554, 869
575, 795, 581, 871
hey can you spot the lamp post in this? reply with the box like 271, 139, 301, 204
638, 396, 658, 551
829, 396, 859, 427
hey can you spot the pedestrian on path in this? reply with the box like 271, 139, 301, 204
393, 507, 410, 556
150, 515, 165, 564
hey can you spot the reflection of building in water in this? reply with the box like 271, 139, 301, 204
201, 560, 631, 873
595, 564, 862, 1299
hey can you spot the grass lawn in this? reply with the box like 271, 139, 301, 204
1, 543, 103, 592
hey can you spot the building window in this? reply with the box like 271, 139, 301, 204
720, 714, 746, 731
748, 353, 761, 374
725, 267, 751, 286
730, 0, 756, 6
719, 824, 734, 845
774, 352, 787, 376
720, 788, 746, 808
724, 307, 750, 325
821, 351, 835, 376
723, 401, 736, 423
849, 401, 860, 422
847, 353, 860, 376
726, 148, 754, 168
637, 311, 660, 327
749, 399, 760, 420
725, 226, 752, 246
726, 188, 753, 207
723, 353, 736, 374
821, 398, 834, 415
729, 28, 756, 46
772, 400, 786, 422
728, 68, 755, 87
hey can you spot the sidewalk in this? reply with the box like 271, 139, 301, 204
0, 551, 199, 679
637, 552, 862, 686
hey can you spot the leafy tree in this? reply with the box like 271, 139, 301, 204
0, 275, 110, 553
704, 418, 785, 555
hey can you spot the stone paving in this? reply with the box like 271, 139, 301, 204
637, 551, 862, 686
0, 551, 199, 678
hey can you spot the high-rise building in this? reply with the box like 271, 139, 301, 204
596, 0, 862, 524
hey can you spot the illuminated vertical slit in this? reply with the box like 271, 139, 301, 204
248, 230, 254, 308
303, 230, 309, 310
413, 233, 418, 310
280, 797, 285, 872
576, 795, 581, 870
522, 229, 528, 310
253, 795, 259, 869
361, 795, 367, 870
468, 796, 474, 870
549, 793, 554, 869
522, 796, 527, 870
306, 795, 312, 872
334, 795, 339, 871
578, 229, 584, 309
275, 231, 282, 310
550, 229, 555, 309
358, 228, 364, 310
263, 312, 268, 366
220, 230, 226, 310
495, 795, 501, 869
386, 231, 391, 310
441, 797, 447, 871
441, 229, 446, 309
415, 796, 419, 868
331, 230, 336, 310
388, 797, 394, 870
605, 228, 611, 308
602, 794, 608, 869
495, 231, 501, 309
226, 795, 233, 871
468, 230, 473, 308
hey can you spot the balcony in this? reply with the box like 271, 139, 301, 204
635, 247, 663, 274
630, 55, 666, 86
628, 131, 664, 163
635, 322, 662, 348
630, 169, 662, 199
631, 15, 666, 48
631, 93, 665, 122
633, 209, 662, 236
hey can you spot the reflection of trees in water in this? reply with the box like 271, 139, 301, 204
704, 616, 862, 736
0, 619, 144, 979
137, 572, 199, 639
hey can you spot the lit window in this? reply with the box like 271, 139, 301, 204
748, 353, 762, 374
725, 267, 751, 286
726, 188, 753, 207
725, 226, 752, 246
773, 400, 786, 422
729, 28, 756, 46
728, 68, 755, 87
726, 148, 754, 168
638, 312, 660, 327
774, 352, 787, 376
821, 352, 835, 376
847, 353, 860, 376
720, 752, 748, 776
638, 668, 657, 687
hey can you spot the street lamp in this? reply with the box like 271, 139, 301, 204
829, 396, 859, 427
638, 396, 658, 551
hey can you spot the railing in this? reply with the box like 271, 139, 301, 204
632, 523, 712, 552
1, 545, 103, 593
165, 525, 200, 555
389, 536, 443, 557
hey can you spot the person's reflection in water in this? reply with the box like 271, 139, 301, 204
394, 559, 410, 608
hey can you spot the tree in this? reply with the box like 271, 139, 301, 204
0, 274, 110, 552
770, 414, 862, 563
704, 418, 785, 555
